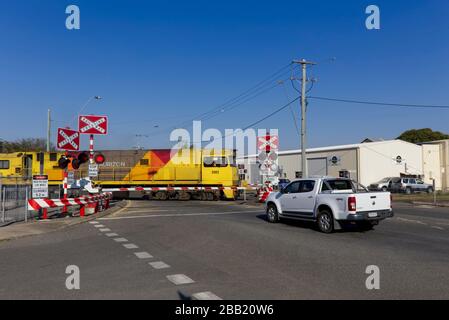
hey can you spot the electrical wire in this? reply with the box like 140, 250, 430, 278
145, 64, 298, 137
309, 96, 449, 109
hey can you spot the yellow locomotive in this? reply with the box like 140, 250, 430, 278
0, 149, 239, 200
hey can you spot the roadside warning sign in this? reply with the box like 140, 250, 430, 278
257, 135, 279, 177
257, 135, 279, 153
88, 164, 99, 178
32, 175, 48, 199
78, 115, 108, 135
57, 128, 80, 151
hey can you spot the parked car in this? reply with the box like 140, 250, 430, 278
265, 177, 393, 233
369, 177, 396, 192
277, 178, 291, 190
390, 178, 433, 194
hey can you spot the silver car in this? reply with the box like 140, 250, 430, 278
390, 178, 434, 194
369, 177, 395, 192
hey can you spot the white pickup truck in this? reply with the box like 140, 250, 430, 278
265, 177, 393, 233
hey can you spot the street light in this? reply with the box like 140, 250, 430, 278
78, 96, 102, 116
72, 96, 103, 126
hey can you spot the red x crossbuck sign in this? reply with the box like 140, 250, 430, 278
57, 128, 80, 151
257, 135, 279, 153
78, 115, 108, 135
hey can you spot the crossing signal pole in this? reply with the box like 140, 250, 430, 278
292, 59, 316, 179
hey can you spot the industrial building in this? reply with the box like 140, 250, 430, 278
239, 139, 449, 191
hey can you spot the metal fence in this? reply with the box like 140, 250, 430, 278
0, 182, 34, 224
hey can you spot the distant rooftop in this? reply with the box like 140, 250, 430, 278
240, 139, 419, 159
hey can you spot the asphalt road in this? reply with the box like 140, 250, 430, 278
0, 200, 448, 300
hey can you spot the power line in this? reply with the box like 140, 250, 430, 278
191, 63, 295, 122
172, 96, 301, 146
309, 96, 449, 109
200, 78, 290, 122
241, 96, 300, 131
146, 64, 297, 137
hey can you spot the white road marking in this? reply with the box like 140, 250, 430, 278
94, 224, 105, 228
166, 274, 195, 285
114, 238, 128, 243
100, 210, 262, 221
431, 226, 444, 230
396, 217, 428, 225
123, 243, 139, 249
115, 209, 171, 215
99, 228, 111, 232
149, 261, 170, 269
105, 233, 119, 237
134, 252, 153, 259
89, 221, 99, 224
192, 292, 222, 300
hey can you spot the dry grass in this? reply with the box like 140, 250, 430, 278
392, 192, 449, 203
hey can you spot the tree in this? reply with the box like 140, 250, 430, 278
397, 128, 449, 144
0, 138, 54, 153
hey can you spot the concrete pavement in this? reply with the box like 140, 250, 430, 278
0, 200, 448, 299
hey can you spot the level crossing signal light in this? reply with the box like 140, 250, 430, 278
94, 153, 105, 165
58, 156, 71, 170
58, 152, 90, 170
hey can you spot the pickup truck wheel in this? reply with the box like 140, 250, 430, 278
317, 210, 334, 233
381, 186, 388, 192
266, 204, 279, 223
427, 187, 434, 194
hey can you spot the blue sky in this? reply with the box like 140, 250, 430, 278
0, 0, 448, 151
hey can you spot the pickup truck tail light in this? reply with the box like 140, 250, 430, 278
348, 196, 357, 212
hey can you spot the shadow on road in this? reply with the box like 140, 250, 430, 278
256, 214, 374, 234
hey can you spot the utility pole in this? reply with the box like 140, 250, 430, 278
292, 59, 316, 178
47, 109, 51, 152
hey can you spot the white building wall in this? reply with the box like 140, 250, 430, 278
358, 140, 423, 186
422, 144, 442, 190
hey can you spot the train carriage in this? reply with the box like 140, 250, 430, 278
0, 149, 239, 200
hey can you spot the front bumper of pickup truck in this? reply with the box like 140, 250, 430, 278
344, 210, 394, 221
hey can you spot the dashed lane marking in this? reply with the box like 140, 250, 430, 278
123, 243, 139, 249
94, 224, 105, 228
134, 252, 153, 259
105, 233, 119, 237
100, 210, 263, 221
166, 274, 195, 285
431, 226, 444, 230
192, 292, 222, 300
99, 228, 111, 232
113, 238, 128, 243
149, 261, 170, 269
89, 221, 99, 224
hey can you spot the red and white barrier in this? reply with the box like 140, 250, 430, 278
101, 186, 258, 192
28, 193, 112, 218
258, 184, 274, 203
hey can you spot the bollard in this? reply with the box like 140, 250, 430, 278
80, 204, 85, 217
25, 186, 29, 223
1, 186, 5, 223
42, 208, 48, 220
